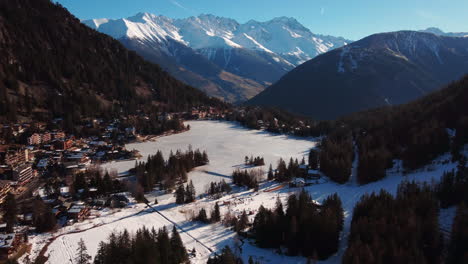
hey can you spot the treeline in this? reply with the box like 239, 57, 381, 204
232, 169, 262, 189
436, 157, 468, 208
252, 191, 344, 260
447, 204, 468, 264
272, 158, 306, 182
72, 170, 124, 198
121, 115, 186, 137
133, 147, 208, 191
317, 129, 354, 184
207, 246, 245, 264
175, 180, 196, 204
244, 156, 265, 167
93, 226, 188, 264
194, 202, 221, 224
206, 180, 232, 198
343, 182, 442, 264
225, 106, 331, 137
318, 75, 468, 184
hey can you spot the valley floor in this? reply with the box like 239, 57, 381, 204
22, 121, 458, 264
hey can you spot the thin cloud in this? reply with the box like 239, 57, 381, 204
320, 7, 325, 15
169, 0, 195, 14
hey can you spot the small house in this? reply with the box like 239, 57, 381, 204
291, 178, 306, 187
307, 169, 321, 180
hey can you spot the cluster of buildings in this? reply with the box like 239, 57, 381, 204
0, 119, 140, 207
0, 110, 227, 260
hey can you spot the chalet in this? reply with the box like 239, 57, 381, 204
307, 169, 321, 180
67, 204, 90, 221
51, 131, 65, 140
36, 158, 49, 170
41, 132, 52, 143
290, 177, 306, 187
59, 186, 70, 197
12, 164, 34, 185
0, 180, 12, 204
4, 147, 29, 167
106, 195, 129, 208
0, 234, 16, 260
54, 139, 73, 150
27, 133, 42, 145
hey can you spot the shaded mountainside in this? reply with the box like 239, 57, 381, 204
248, 31, 468, 120
0, 0, 225, 122
83, 13, 350, 103
118, 35, 266, 103
321, 74, 468, 184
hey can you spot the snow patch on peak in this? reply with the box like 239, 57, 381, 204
242, 33, 274, 53
83, 13, 351, 66
90, 18, 109, 29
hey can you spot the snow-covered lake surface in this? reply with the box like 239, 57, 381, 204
25, 121, 459, 264
101, 120, 316, 194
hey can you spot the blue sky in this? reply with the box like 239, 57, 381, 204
56, 0, 468, 40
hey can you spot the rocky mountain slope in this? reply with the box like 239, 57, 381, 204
83, 13, 350, 102
247, 31, 468, 120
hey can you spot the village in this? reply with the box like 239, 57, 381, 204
0, 107, 231, 262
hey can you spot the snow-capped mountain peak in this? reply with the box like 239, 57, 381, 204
82, 13, 350, 66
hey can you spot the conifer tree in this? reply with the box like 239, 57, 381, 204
2, 193, 17, 233
170, 226, 188, 264
267, 164, 274, 180
175, 185, 185, 204
185, 180, 196, 203
75, 239, 92, 264
197, 208, 209, 223
211, 202, 221, 223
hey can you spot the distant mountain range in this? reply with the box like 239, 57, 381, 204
83, 13, 350, 102
247, 30, 468, 120
420, 27, 468, 38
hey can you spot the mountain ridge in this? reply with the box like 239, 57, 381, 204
82, 13, 350, 103
247, 30, 468, 120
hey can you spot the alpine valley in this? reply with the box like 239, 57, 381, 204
2, 1, 468, 264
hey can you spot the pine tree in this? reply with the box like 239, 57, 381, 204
2, 193, 17, 233
175, 185, 185, 204
75, 239, 91, 264
32, 197, 57, 232
185, 180, 196, 203
93, 242, 106, 264
237, 210, 249, 232
211, 202, 221, 223
170, 226, 188, 264
267, 164, 274, 181
197, 208, 209, 223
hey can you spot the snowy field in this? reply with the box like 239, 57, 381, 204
24, 121, 460, 264
101, 120, 316, 194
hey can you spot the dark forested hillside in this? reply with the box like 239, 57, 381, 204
343, 182, 443, 264
0, 0, 226, 122
318, 75, 468, 184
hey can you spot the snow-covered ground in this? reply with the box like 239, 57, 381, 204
25, 121, 460, 264
101, 120, 316, 194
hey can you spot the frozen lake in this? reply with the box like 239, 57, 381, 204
101, 120, 316, 194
